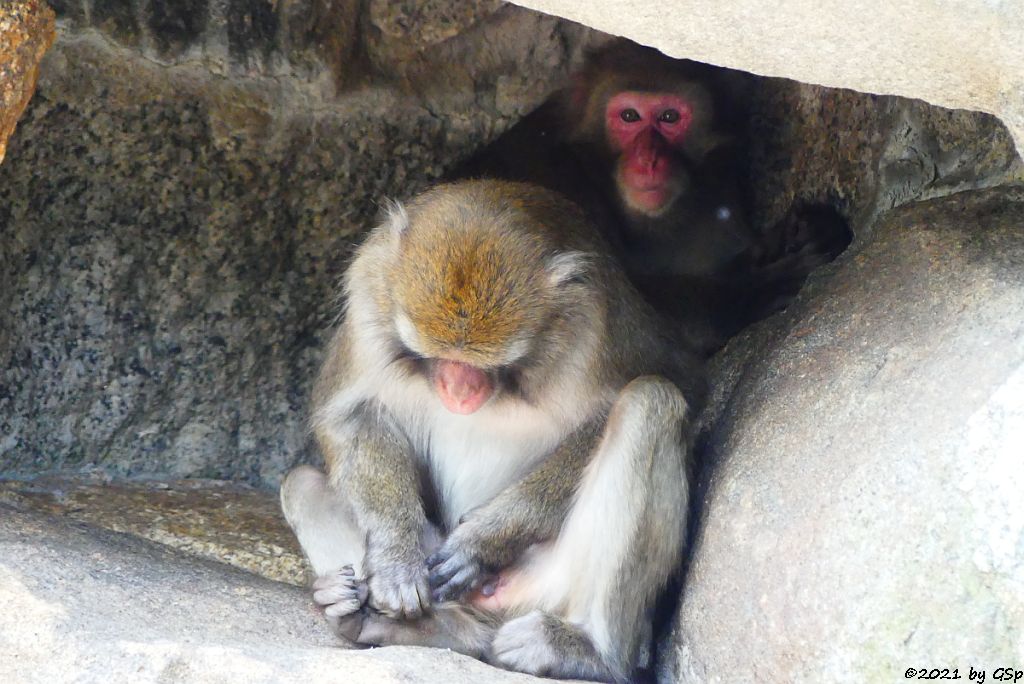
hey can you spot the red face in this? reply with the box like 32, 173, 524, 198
605, 91, 693, 216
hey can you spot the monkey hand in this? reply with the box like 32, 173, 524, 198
426, 526, 488, 602
365, 547, 432, 619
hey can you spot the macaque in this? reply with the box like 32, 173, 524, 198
281, 180, 705, 682
453, 40, 851, 354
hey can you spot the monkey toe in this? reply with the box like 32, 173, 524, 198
312, 566, 367, 618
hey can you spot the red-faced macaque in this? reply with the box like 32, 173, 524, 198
281, 180, 705, 682
453, 40, 851, 354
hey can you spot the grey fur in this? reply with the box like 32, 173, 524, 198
281, 180, 705, 682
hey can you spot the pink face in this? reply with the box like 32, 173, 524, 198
605, 91, 693, 215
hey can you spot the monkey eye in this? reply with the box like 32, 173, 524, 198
619, 108, 641, 123
659, 109, 681, 124
393, 342, 426, 365
498, 365, 527, 399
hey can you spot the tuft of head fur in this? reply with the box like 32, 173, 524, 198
387, 181, 593, 369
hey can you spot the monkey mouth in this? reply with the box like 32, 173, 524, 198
622, 184, 677, 217
618, 164, 678, 216
623, 164, 671, 189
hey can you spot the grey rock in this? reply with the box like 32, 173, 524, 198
92, 0, 144, 49
746, 80, 1023, 240
0, 10, 593, 484
0, 33, 436, 483
148, 0, 210, 60
0, 475, 306, 585
0, 506, 552, 683
46, 0, 86, 26
510, 0, 1024, 156
665, 184, 1024, 683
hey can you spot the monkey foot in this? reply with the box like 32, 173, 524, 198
491, 611, 561, 676
312, 565, 367, 620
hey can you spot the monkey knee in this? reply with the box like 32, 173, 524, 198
613, 375, 690, 426
280, 464, 365, 576
596, 375, 692, 488
280, 465, 329, 527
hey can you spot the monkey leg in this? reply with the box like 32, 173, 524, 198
280, 465, 373, 641
281, 465, 496, 654
281, 465, 367, 577
490, 376, 692, 683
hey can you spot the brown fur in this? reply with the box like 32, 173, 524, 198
282, 180, 704, 682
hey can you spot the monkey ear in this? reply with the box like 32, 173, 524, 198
381, 199, 409, 239
546, 250, 590, 287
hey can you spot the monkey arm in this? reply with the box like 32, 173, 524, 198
318, 401, 433, 619
427, 418, 605, 601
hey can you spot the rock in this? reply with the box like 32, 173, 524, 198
746, 80, 1023, 238
0, 475, 306, 585
0, 506, 554, 683
0, 11, 594, 484
665, 184, 1024, 682
0, 0, 55, 164
509, 0, 1024, 157
367, 0, 507, 69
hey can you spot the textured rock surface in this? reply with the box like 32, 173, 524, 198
511, 0, 1024, 156
0, 0, 55, 163
0, 507, 553, 684
746, 81, 1023, 239
3, 4, 1019, 486
666, 184, 1024, 682
0, 475, 305, 584
0, 8, 601, 484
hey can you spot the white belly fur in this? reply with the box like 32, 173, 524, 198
381, 380, 567, 529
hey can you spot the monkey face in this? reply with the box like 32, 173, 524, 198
388, 279, 538, 416
384, 184, 590, 416
606, 91, 695, 217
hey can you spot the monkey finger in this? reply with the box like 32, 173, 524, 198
368, 582, 407, 619
398, 581, 428, 619
428, 558, 468, 589
414, 579, 432, 614
425, 550, 449, 571
431, 565, 480, 602
428, 547, 481, 585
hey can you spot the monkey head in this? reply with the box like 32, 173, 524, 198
378, 183, 594, 415
568, 42, 728, 219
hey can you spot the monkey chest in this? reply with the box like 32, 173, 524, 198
417, 413, 559, 530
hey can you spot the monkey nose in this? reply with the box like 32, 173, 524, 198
434, 360, 494, 415
632, 129, 665, 174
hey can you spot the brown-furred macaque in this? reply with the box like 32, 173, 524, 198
453, 40, 851, 355
280, 180, 704, 682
